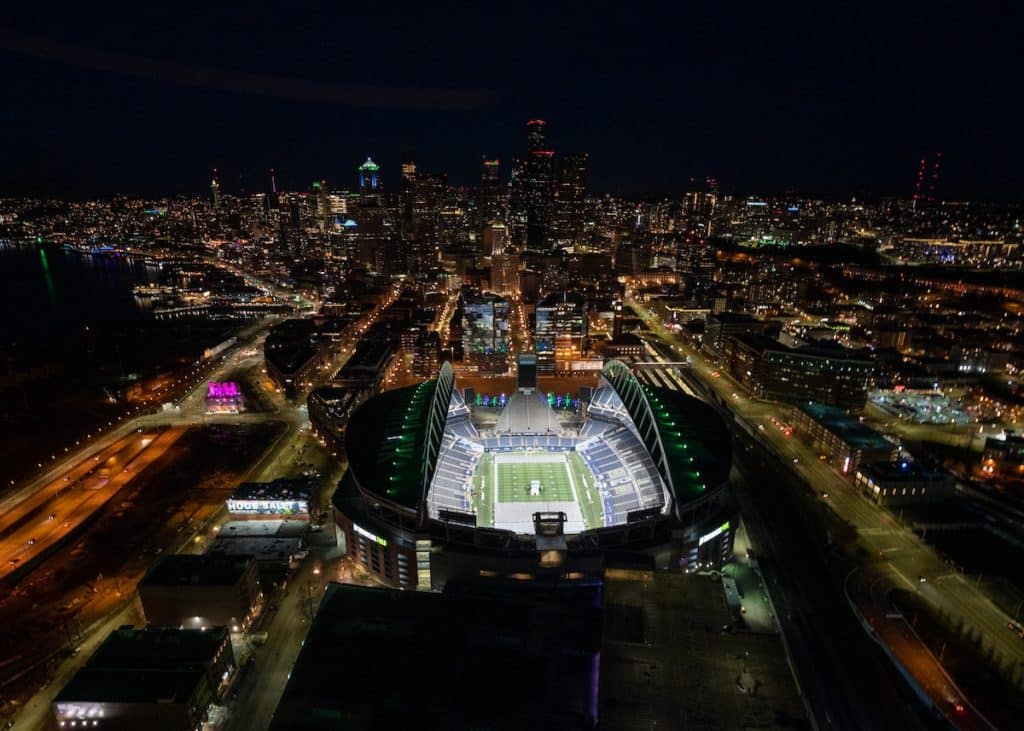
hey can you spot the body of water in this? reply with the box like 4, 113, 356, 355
0, 244, 156, 338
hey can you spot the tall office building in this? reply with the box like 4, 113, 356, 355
210, 169, 221, 211
313, 180, 330, 232
482, 222, 510, 256
510, 120, 556, 250
508, 158, 527, 246
479, 159, 504, 228
534, 292, 587, 375
491, 251, 520, 296
400, 150, 418, 240
461, 291, 511, 374
407, 171, 445, 271
553, 152, 588, 247
526, 118, 547, 153
359, 157, 381, 198
356, 157, 402, 274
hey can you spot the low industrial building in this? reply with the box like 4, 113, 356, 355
227, 478, 316, 522
138, 555, 262, 632
52, 626, 235, 731
207, 520, 310, 588
794, 402, 897, 475
853, 460, 955, 506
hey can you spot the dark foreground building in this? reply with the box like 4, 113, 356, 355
52, 626, 235, 731
138, 554, 262, 631
270, 579, 602, 731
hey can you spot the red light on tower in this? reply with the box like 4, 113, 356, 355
928, 151, 942, 203
912, 158, 927, 201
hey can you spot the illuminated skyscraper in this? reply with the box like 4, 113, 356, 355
400, 150, 417, 241
461, 291, 510, 374
491, 251, 520, 296
553, 152, 588, 247
355, 157, 398, 273
510, 120, 556, 250
407, 171, 445, 271
210, 169, 220, 211
483, 222, 510, 256
313, 180, 330, 232
479, 158, 504, 228
359, 157, 381, 198
534, 292, 586, 375
526, 118, 547, 153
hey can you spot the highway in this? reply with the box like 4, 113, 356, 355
0, 427, 186, 581
628, 294, 1024, 728
846, 564, 994, 729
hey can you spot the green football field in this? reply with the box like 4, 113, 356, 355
496, 461, 574, 502
472, 452, 605, 530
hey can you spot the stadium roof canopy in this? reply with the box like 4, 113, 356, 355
601, 360, 730, 505
345, 362, 454, 510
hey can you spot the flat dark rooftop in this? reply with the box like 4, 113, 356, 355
55, 627, 228, 704
600, 569, 808, 730
270, 579, 603, 731
57, 668, 205, 705
139, 554, 251, 588
86, 626, 228, 668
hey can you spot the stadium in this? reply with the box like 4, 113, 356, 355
333, 360, 736, 589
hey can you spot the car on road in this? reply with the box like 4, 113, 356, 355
27, 538, 36, 546
47, 513, 56, 520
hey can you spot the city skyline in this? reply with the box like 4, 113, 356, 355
2, 2, 1024, 199
4, 3, 1024, 730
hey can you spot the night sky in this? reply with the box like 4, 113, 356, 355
2, 1, 1022, 200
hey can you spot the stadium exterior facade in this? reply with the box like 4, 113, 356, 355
333, 361, 736, 589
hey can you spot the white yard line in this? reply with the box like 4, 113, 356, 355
492, 456, 498, 511
565, 456, 582, 510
